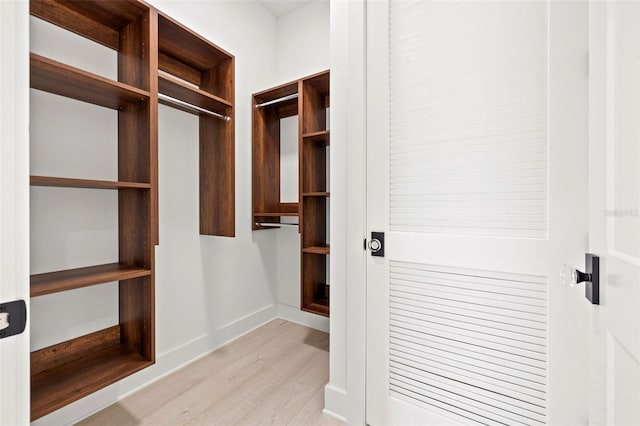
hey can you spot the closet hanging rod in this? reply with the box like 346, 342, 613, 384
255, 93, 298, 109
158, 93, 231, 122
256, 222, 299, 228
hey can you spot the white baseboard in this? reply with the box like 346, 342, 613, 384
276, 303, 330, 332
32, 304, 278, 426
324, 383, 348, 422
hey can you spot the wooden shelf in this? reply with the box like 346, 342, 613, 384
303, 303, 329, 317
31, 326, 152, 420
302, 130, 330, 145
30, 0, 148, 51
302, 192, 330, 197
30, 53, 149, 110
159, 72, 232, 115
30, 176, 151, 190
302, 246, 330, 255
31, 263, 151, 297
158, 13, 232, 74
254, 212, 300, 217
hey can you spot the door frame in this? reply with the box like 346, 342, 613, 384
0, 0, 30, 424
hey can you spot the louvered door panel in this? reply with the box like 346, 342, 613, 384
389, 0, 548, 239
389, 261, 547, 425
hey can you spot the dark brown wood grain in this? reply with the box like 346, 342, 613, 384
31, 326, 152, 420
252, 103, 282, 229
158, 13, 232, 72
158, 52, 202, 86
60, 0, 146, 30
301, 253, 329, 317
159, 73, 231, 114
30, 176, 151, 189
201, 57, 235, 104
200, 114, 235, 236
31, 326, 120, 376
148, 7, 160, 247
30, 0, 121, 50
30, 263, 151, 297
302, 246, 330, 255
251, 71, 329, 316
299, 71, 330, 317
301, 74, 329, 134
30, 53, 149, 110
302, 130, 330, 145
253, 81, 298, 105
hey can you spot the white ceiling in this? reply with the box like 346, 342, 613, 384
258, 0, 315, 17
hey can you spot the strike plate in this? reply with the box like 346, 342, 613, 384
0, 300, 27, 339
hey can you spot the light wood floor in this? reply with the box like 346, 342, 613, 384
77, 320, 343, 426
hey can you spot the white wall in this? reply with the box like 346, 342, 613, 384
272, 0, 332, 331
30, 2, 281, 424
276, 0, 330, 82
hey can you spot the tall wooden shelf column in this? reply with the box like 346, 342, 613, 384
252, 71, 330, 317
29, 0, 156, 420
28, 0, 235, 420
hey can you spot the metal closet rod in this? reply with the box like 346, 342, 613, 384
256, 222, 299, 228
158, 93, 231, 122
255, 93, 298, 109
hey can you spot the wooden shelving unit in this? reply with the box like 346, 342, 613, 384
252, 80, 300, 230
29, 0, 235, 419
252, 71, 330, 317
300, 72, 330, 317
157, 12, 235, 236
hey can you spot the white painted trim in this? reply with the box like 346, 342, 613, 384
277, 304, 330, 333
0, 1, 30, 424
327, 0, 368, 424
33, 304, 278, 426
323, 384, 349, 422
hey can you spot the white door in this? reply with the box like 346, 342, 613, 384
588, 1, 640, 424
0, 0, 30, 424
366, 1, 593, 425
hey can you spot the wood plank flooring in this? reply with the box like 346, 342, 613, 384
76, 320, 343, 426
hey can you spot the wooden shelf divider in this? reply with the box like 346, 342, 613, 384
30, 53, 149, 110
302, 192, 330, 197
31, 326, 152, 420
159, 72, 232, 114
302, 130, 330, 145
31, 263, 151, 297
302, 246, 330, 255
254, 212, 300, 217
30, 176, 151, 190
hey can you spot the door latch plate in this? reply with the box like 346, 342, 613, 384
0, 300, 27, 339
